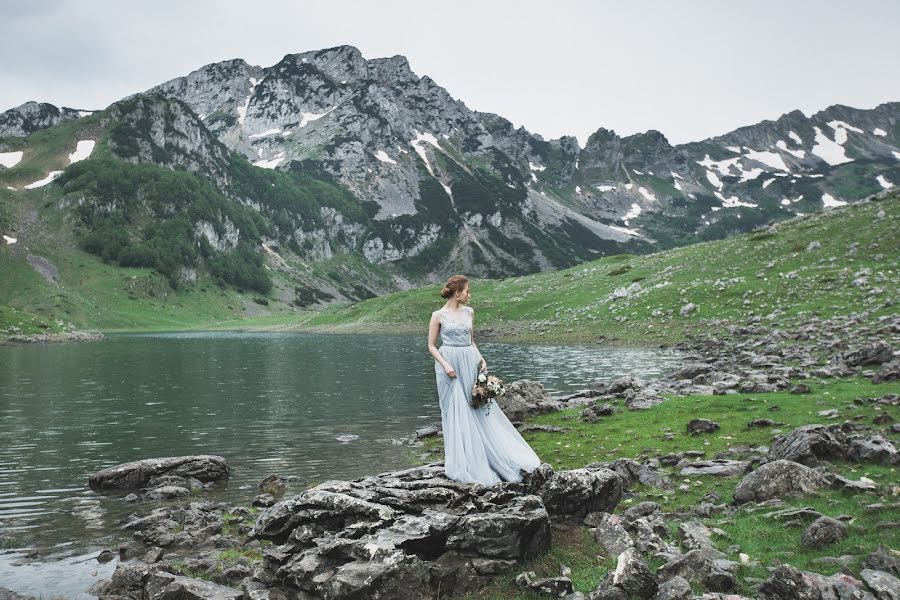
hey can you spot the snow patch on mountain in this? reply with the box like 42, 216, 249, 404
706, 170, 723, 190
821, 193, 847, 208
410, 130, 442, 177
299, 107, 336, 128
812, 126, 853, 166
237, 77, 260, 126
623, 203, 642, 224
637, 187, 656, 202
715, 191, 757, 208
249, 129, 283, 139
24, 171, 63, 189
374, 150, 397, 165
827, 120, 863, 144
872, 128, 887, 137
744, 149, 789, 172
68, 140, 95, 164
877, 174, 894, 189
253, 151, 286, 169
0, 151, 23, 168
788, 131, 803, 145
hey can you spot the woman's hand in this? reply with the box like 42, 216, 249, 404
443, 363, 458, 378
479, 358, 487, 372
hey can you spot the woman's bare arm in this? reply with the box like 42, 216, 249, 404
428, 312, 453, 372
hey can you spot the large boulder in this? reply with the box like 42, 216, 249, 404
733, 460, 832, 504
248, 462, 553, 599
767, 425, 847, 466
88, 456, 229, 491
537, 467, 623, 518
495, 380, 566, 422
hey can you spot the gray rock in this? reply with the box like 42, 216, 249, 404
415, 424, 440, 438
611, 548, 658, 599
593, 513, 634, 557
733, 460, 832, 504
144, 485, 191, 500
650, 576, 691, 600
538, 468, 623, 518
88, 456, 230, 490
848, 436, 898, 464
679, 459, 750, 477
767, 424, 847, 466
495, 380, 566, 421
657, 547, 737, 593
668, 364, 713, 380
802, 516, 848, 549
624, 388, 666, 410
861, 569, 900, 600
246, 461, 556, 598
864, 546, 900, 578
257, 475, 287, 496
831, 341, 895, 367
687, 419, 720, 435
873, 360, 900, 384
680, 303, 697, 317
759, 564, 875, 600
622, 501, 661, 521
678, 521, 716, 551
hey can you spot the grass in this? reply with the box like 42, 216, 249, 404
416, 376, 900, 598
276, 193, 899, 345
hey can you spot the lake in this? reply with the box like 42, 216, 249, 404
0, 331, 685, 596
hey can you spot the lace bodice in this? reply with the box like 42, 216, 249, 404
435, 306, 473, 346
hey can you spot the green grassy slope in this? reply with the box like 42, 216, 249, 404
277, 192, 899, 344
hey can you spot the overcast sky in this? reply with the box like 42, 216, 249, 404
3, 0, 899, 146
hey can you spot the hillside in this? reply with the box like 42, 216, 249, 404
275, 191, 899, 344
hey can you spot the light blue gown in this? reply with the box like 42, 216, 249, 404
433, 306, 542, 485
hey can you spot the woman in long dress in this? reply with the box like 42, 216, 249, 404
427, 275, 542, 485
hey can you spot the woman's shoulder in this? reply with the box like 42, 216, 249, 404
465, 305, 474, 314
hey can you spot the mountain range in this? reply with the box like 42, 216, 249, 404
1, 45, 897, 306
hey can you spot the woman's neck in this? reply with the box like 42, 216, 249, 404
444, 301, 464, 311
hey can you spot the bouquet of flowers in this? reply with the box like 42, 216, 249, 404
470, 369, 506, 415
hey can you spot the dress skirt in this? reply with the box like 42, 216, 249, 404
434, 344, 542, 485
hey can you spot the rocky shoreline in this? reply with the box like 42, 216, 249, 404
0, 329, 105, 345
4, 304, 898, 600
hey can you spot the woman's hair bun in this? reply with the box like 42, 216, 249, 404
440, 275, 468, 299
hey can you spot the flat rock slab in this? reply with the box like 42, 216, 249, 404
679, 459, 750, 477
88, 455, 230, 491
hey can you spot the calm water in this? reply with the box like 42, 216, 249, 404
0, 331, 683, 595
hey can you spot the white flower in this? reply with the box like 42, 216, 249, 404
478, 373, 487, 383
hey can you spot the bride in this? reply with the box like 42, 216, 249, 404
427, 275, 542, 485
